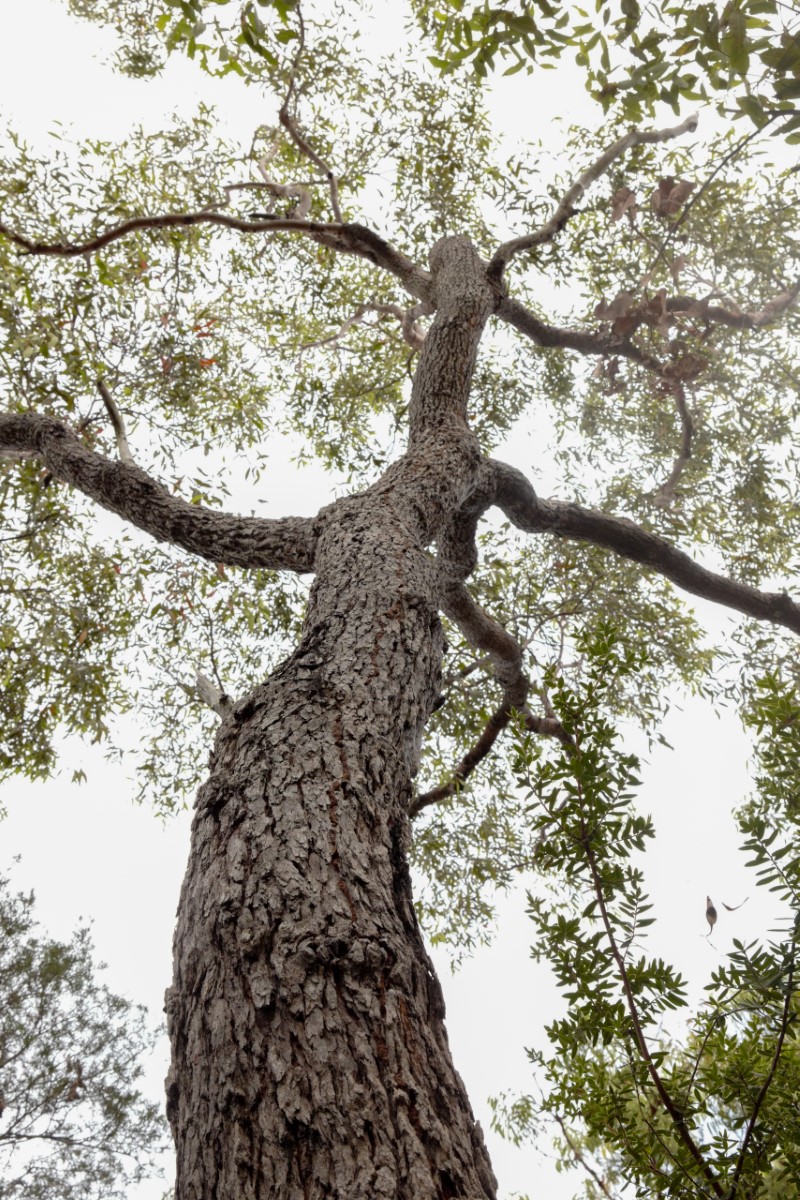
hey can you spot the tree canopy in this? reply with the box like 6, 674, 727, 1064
2, 1, 800, 1196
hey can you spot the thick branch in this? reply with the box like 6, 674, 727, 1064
0, 213, 432, 304
489, 114, 699, 278
488, 460, 800, 636
0, 412, 317, 573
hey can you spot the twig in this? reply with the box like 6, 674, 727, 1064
96, 379, 134, 465
644, 118, 777, 282
582, 821, 724, 1195
551, 1112, 619, 1200
298, 300, 427, 356
489, 114, 699, 278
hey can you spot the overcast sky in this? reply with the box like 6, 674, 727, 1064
0, 4, 785, 1199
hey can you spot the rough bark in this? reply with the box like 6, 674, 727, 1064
0, 412, 316, 572
165, 236, 499, 1199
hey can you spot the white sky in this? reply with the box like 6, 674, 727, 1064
0, 3, 788, 1199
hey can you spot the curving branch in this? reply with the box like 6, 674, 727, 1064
0, 412, 317, 573
487, 459, 800, 636
495, 295, 664, 374
278, 10, 343, 223
96, 379, 134, 466
0, 214, 432, 305
489, 114, 699, 278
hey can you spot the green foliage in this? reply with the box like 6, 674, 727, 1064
3, 2, 800, 1189
0, 869, 167, 1199
415, 1, 800, 140
490, 632, 800, 1198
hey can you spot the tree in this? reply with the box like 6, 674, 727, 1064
1, 1, 799, 1196
0, 869, 166, 1199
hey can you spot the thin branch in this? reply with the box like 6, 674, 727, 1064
582, 829, 724, 1196
727, 939, 796, 1200
410, 701, 514, 817
278, 10, 343, 222
0, 214, 432, 304
551, 1112, 619, 1200
96, 379, 134, 466
655, 381, 694, 504
489, 114, 699, 278
487, 459, 800, 636
298, 300, 427, 356
644, 118, 776, 282
0, 411, 317, 573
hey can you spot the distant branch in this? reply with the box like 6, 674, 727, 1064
0, 411, 317, 573
489, 113, 699, 278
298, 300, 427, 356
487, 459, 800, 636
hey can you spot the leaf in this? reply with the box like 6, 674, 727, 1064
610, 185, 637, 223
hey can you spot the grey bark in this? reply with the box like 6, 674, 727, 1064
164, 237, 499, 1199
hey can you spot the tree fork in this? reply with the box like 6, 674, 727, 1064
165, 236, 499, 1199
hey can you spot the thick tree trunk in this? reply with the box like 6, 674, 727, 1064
166, 236, 500, 1198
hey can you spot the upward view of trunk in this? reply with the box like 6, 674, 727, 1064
165, 237, 501, 1198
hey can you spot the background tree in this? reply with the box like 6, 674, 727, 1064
0, 870, 166, 1200
1, 1, 799, 1197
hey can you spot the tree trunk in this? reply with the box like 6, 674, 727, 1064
165, 236, 500, 1198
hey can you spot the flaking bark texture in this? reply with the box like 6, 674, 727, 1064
166, 237, 500, 1199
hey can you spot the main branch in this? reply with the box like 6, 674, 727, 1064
0, 412, 317, 573
487, 460, 800, 636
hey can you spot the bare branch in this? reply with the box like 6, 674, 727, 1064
410, 701, 515, 817
279, 28, 343, 220
489, 114, 699, 278
195, 670, 233, 718
487, 459, 800, 636
0, 412, 317, 573
96, 379, 134, 466
0, 214, 432, 304
551, 1113, 619, 1200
